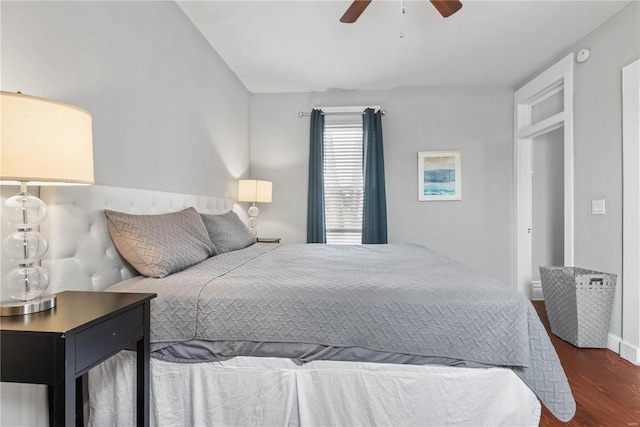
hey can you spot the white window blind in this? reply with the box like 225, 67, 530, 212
323, 115, 363, 244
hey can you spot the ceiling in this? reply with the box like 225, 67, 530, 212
177, 0, 632, 93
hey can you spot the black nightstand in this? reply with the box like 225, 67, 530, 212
1, 291, 156, 427
257, 237, 281, 243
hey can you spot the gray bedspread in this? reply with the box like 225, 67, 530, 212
108, 242, 576, 421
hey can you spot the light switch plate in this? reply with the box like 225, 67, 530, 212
591, 199, 606, 215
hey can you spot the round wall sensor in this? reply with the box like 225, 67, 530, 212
576, 48, 590, 63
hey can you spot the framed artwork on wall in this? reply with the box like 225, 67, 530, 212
418, 150, 462, 201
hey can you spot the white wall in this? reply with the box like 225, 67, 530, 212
521, 1, 639, 343
251, 88, 514, 285
0, 2, 250, 425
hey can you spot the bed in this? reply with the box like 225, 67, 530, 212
40, 185, 575, 426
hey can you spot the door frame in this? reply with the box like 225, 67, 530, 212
513, 53, 575, 299
622, 59, 640, 365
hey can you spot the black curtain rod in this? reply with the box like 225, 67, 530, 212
298, 110, 386, 117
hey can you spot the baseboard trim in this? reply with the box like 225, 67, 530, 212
607, 333, 622, 354
620, 340, 640, 365
531, 281, 544, 301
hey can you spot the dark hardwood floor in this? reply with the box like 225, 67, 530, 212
533, 301, 640, 426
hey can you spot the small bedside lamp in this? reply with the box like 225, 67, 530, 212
0, 91, 94, 315
238, 179, 272, 237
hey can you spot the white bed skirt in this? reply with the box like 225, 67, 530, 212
88, 351, 541, 426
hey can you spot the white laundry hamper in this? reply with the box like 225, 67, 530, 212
539, 266, 617, 348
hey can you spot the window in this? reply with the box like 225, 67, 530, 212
323, 114, 363, 244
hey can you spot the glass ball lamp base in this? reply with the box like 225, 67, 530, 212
0, 294, 56, 316
248, 204, 259, 237
1, 182, 55, 316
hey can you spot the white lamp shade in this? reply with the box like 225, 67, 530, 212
1, 91, 94, 185
238, 179, 272, 203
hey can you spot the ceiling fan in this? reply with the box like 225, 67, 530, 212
340, 0, 462, 23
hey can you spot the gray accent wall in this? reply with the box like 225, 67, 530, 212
250, 88, 515, 285
0, 2, 250, 425
1, 1, 250, 198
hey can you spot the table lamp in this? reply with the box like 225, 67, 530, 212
0, 91, 94, 315
237, 179, 272, 236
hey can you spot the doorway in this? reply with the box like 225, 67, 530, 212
514, 53, 575, 299
531, 127, 565, 299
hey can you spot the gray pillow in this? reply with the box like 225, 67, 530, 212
105, 207, 216, 278
200, 211, 256, 254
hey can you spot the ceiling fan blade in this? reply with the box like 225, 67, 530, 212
340, 0, 373, 23
430, 0, 462, 18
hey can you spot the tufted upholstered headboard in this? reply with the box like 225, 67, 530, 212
40, 185, 233, 293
